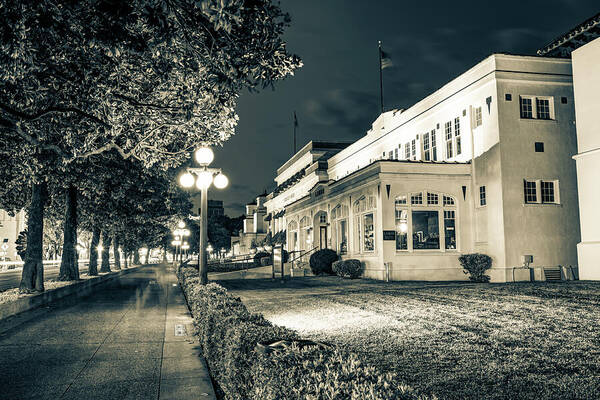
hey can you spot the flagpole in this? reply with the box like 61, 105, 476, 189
293, 111, 297, 154
378, 41, 384, 114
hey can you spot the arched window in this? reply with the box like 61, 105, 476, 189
299, 216, 310, 251
331, 204, 349, 254
395, 191, 457, 251
353, 195, 376, 253
287, 220, 299, 252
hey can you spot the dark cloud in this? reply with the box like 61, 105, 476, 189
212, 0, 600, 216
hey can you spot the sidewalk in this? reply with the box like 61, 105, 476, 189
0, 264, 215, 400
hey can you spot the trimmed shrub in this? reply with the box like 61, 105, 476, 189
309, 249, 339, 275
459, 253, 493, 282
176, 265, 431, 400
332, 259, 364, 279
253, 251, 269, 267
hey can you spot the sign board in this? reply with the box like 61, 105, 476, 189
382, 230, 396, 241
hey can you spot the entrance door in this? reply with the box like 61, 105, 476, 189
319, 226, 328, 249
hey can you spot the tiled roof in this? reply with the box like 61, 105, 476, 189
537, 12, 600, 57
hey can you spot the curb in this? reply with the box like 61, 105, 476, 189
0, 265, 144, 322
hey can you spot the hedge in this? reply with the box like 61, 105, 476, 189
177, 265, 433, 400
309, 248, 339, 275
332, 259, 364, 279
458, 253, 493, 282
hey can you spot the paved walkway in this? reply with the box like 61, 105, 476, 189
0, 264, 215, 400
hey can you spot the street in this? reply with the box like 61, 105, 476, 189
0, 264, 91, 292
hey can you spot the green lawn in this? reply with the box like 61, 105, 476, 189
219, 277, 600, 400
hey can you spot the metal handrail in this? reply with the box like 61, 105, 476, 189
289, 246, 319, 267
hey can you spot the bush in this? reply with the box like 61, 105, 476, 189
309, 249, 338, 275
176, 265, 431, 400
332, 259, 364, 279
459, 253, 493, 282
253, 251, 270, 267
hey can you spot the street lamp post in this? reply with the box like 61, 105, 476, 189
178, 146, 228, 284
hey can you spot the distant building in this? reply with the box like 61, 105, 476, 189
538, 12, 600, 280
266, 54, 580, 282
0, 209, 27, 261
230, 193, 268, 255
207, 200, 224, 218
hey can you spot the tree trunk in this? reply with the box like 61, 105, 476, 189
123, 250, 128, 269
19, 181, 46, 293
88, 227, 100, 276
100, 231, 112, 273
59, 185, 79, 281
133, 249, 140, 265
162, 244, 168, 263
113, 234, 121, 270
143, 246, 149, 264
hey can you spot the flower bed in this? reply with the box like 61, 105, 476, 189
177, 265, 431, 400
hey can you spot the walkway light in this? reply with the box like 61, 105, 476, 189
179, 172, 195, 188
177, 221, 185, 229
196, 170, 214, 189
213, 173, 229, 189
195, 147, 214, 165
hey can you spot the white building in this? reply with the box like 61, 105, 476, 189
0, 209, 27, 261
231, 193, 268, 255
266, 53, 580, 282
537, 12, 600, 280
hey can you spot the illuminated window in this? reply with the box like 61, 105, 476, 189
395, 195, 407, 205
444, 210, 456, 250
395, 208, 408, 250
412, 211, 439, 250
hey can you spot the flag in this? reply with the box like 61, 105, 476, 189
294, 111, 298, 127
380, 49, 393, 69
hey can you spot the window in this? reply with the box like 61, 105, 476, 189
475, 107, 482, 127
423, 132, 431, 161
395, 195, 407, 205
535, 142, 544, 152
431, 130, 437, 161
454, 117, 461, 155
363, 213, 374, 251
479, 186, 486, 206
520, 96, 554, 120
411, 139, 416, 160
338, 219, 348, 254
411, 192, 423, 205
388, 151, 393, 160
445, 121, 453, 159
382, 152, 385, 159
505, 93, 512, 101
319, 214, 327, 223
394, 148, 398, 160
314, 187, 324, 197
443, 195, 455, 206
444, 210, 456, 250
395, 208, 408, 251
405, 142, 410, 159
427, 192, 439, 205
412, 211, 439, 250
524, 180, 537, 203
520, 97, 533, 119
541, 181, 555, 203
561, 97, 568, 104
536, 98, 550, 119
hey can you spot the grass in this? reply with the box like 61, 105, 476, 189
218, 277, 600, 400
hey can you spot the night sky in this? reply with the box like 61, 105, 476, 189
211, 0, 599, 216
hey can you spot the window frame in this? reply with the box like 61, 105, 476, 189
519, 95, 555, 121
395, 191, 458, 253
524, 179, 560, 205
479, 186, 486, 207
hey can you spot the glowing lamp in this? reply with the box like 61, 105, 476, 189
97, 245, 104, 252
195, 147, 214, 165
399, 222, 408, 233
213, 173, 229, 189
177, 221, 185, 229
196, 170, 213, 189
179, 172, 195, 188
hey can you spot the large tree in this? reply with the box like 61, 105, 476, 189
0, 0, 300, 291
